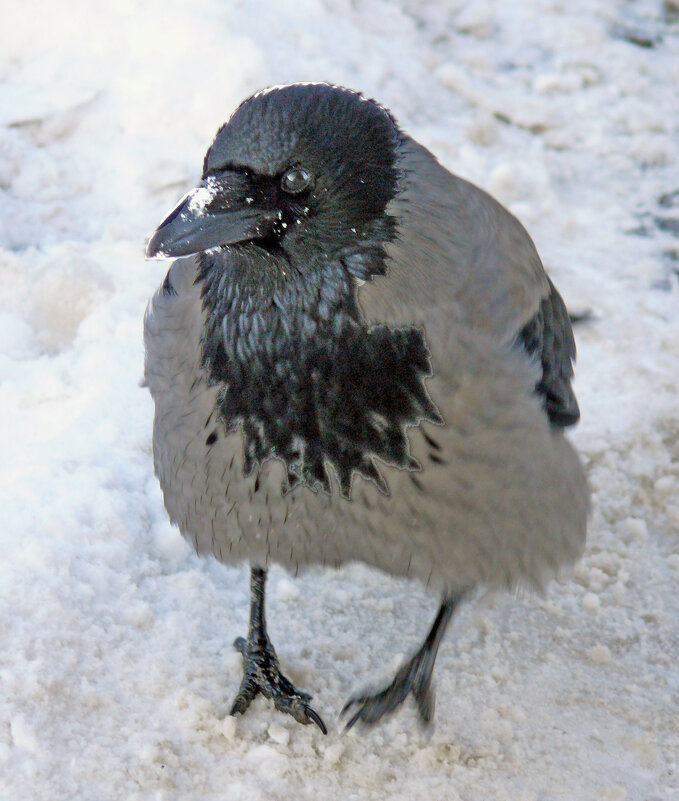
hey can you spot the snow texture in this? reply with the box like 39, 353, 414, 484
1, 1, 678, 799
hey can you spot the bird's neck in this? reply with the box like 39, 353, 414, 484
198, 247, 360, 368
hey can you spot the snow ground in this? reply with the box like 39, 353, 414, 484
1, 0, 678, 799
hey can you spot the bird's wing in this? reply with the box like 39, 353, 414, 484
517, 277, 580, 427
359, 137, 579, 426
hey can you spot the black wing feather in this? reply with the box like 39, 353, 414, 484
518, 278, 580, 427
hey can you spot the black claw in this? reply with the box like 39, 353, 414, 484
343, 708, 362, 732
340, 698, 355, 718
305, 706, 328, 735
271, 686, 326, 733
340, 694, 379, 730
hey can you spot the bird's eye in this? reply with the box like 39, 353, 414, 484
281, 167, 313, 194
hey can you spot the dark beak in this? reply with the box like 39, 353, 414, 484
146, 172, 276, 259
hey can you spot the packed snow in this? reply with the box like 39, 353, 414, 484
1, 1, 678, 799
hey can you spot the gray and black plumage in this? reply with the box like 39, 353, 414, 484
144, 83, 589, 733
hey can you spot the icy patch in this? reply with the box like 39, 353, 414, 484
0, 312, 34, 360
267, 722, 290, 746
26, 257, 114, 353
582, 592, 601, 613
620, 517, 648, 544
276, 577, 300, 602
588, 645, 612, 665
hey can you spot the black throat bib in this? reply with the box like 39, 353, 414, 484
198, 248, 441, 498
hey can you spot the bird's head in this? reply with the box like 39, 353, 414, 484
146, 83, 402, 281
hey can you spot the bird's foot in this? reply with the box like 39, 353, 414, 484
341, 642, 436, 730
229, 635, 327, 734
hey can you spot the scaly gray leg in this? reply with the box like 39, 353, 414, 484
230, 566, 327, 734
342, 588, 468, 729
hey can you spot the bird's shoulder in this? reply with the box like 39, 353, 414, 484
371, 137, 550, 342
367, 137, 580, 426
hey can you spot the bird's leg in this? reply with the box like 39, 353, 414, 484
342, 588, 468, 729
230, 566, 327, 733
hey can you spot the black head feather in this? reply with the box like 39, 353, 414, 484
206, 84, 400, 222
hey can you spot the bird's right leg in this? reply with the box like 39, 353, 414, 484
230, 565, 327, 733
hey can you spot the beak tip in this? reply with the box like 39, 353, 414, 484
145, 231, 168, 260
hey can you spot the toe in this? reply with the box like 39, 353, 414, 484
341, 678, 411, 729
412, 680, 435, 725
275, 672, 311, 701
341, 694, 384, 730
273, 692, 327, 734
230, 688, 255, 716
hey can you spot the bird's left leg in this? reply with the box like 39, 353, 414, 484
342, 588, 468, 729
230, 565, 327, 733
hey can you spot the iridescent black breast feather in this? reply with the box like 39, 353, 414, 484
198, 249, 441, 498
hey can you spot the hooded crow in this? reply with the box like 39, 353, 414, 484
144, 82, 589, 734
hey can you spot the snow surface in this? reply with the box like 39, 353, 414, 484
1, 1, 678, 799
